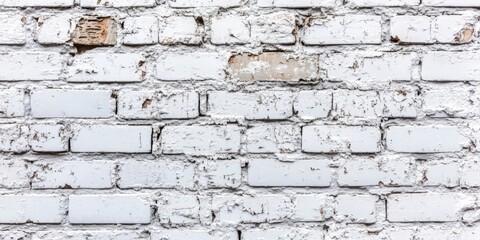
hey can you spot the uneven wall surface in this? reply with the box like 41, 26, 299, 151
1, 0, 480, 239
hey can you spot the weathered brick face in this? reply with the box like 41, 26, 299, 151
0, 0, 479, 239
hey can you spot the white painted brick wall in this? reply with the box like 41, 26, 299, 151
1, 1, 479, 238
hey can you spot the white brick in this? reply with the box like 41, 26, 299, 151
151, 230, 237, 240
333, 88, 417, 118
123, 16, 158, 45
169, 0, 241, 8
212, 195, 292, 223
434, 15, 478, 44
207, 91, 294, 120
338, 157, 414, 187
161, 125, 241, 155
69, 195, 150, 224
421, 162, 460, 187
211, 16, 250, 45
158, 195, 206, 225
0, 14, 25, 44
386, 126, 469, 153
335, 195, 378, 223
33, 231, 145, 240
71, 125, 152, 153
0, 195, 62, 223
198, 160, 242, 188
294, 91, 332, 119
422, 52, 480, 81
293, 194, 333, 221
0, 124, 29, 153
250, 12, 296, 44
31, 89, 113, 118
387, 193, 476, 222
68, 53, 145, 83
302, 125, 381, 153
423, 0, 480, 7
118, 160, 195, 189
303, 15, 382, 45
322, 52, 415, 84
258, 0, 336, 8
422, 86, 474, 118
243, 229, 324, 240
390, 16, 433, 44
0, 161, 30, 188
246, 125, 299, 153
0, 0, 74, 7
159, 17, 203, 45
118, 90, 198, 119
0, 52, 64, 81
0, 89, 24, 117
32, 161, 113, 189
30, 124, 68, 152
81, 0, 155, 7
156, 53, 225, 81
461, 160, 480, 187
248, 159, 332, 187
346, 0, 419, 7
386, 226, 480, 240
37, 15, 72, 45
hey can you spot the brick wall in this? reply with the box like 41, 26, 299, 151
0, 0, 479, 239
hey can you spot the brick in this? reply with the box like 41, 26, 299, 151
246, 125, 299, 153
422, 52, 480, 81
322, 52, 415, 84
161, 125, 241, 155
0, 124, 29, 153
421, 162, 460, 187
390, 16, 433, 44
0, 14, 26, 45
69, 195, 150, 224
158, 195, 208, 225
386, 226, 480, 240
229, 52, 318, 81
423, 0, 480, 7
198, 160, 242, 189
338, 156, 414, 187
294, 91, 332, 119
346, 0, 420, 7
73, 17, 117, 46
33, 231, 145, 240
333, 87, 417, 118
257, 0, 336, 8
302, 125, 381, 153
30, 124, 68, 152
68, 53, 145, 82
156, 53, 225, 81
248, 159, 332, 187
211, 15, 250, 45
212, 195, 293, 223
461, 159, 480, 187
37, 14, 72, 45
421, 86, 474, 118
335, 195, 378, 223
293, 194, 333, 221
80, 0, 156, 7
0, 0, 74, 7
0, 89, 24, 117
32, 161, 113, 189
243, 229, 324, 240
71, 125, 152, 153
0, 52, 64, 81
0, 161, 30, 188
118, 90, 198, 120
151, 230, 237, 240
159, 16, 203, 45
117, 160, 195, 189
386, 126, 469, 153
434, 16, 477, 44
250, 12, 296, 44
31, 89, 113, 118
123, 16, 159, 45
0, 195, 62, 223
303, 15, 382, 45
207, 91, 294, 120
387, 193, 476, 222
169, 0, 241, 8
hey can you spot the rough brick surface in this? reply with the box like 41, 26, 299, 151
1, 0, 480, 238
